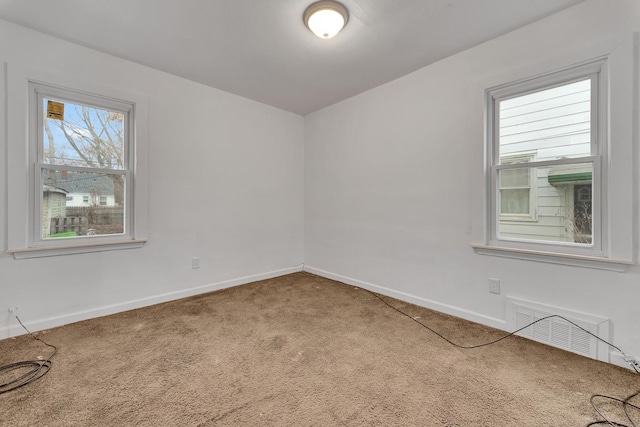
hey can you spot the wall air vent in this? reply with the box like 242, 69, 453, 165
506, 297, 609, 362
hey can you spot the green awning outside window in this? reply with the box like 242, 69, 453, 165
548, 172, 592, 184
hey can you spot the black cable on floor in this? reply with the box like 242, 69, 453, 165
362, 288, 639, 427
0, 314, 57, 395
586, 390, 640, 427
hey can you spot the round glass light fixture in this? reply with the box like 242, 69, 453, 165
304, 1, 349, 39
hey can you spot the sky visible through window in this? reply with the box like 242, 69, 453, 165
43, 97, 125, 170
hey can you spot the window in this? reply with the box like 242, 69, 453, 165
29, 82, 135, 247
5, 66, 147, 259
499, 154, 535, 220
485, 59, 605, 256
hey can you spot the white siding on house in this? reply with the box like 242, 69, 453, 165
498, 79, 593, 243
65, 193, 116, 207
42, 188, 67, 238
500, 80, 591, 160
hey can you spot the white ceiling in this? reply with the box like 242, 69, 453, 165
0, 0, 585, 115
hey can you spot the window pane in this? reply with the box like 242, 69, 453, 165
499, 79, 591, 162
501, 189, 530, 214
498, 163, 593, 245
499, 165, 533, 214
42, 170, 125, 238
43, 98, 125, 169
501, 168, 530, 188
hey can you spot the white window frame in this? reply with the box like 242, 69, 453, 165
5, 66, 147, 259
485, 59, 606, 259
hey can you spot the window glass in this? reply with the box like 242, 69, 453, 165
500, 188, 530, 215
499, 79, 591, 162
499, 155, 535, 218
500, 166, 531, 215
43, 98, 125, 169
497, 163, 593, 244
42, 171, 125, 238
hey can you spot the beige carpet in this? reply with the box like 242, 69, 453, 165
1, 272, 638, 426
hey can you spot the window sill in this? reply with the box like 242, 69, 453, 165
471, 244, 633, 272
499, 216, 538, 223
7, 239, 147, 259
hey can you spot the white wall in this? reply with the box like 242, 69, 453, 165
304, 0, 640, 365
0, 19, 304, 337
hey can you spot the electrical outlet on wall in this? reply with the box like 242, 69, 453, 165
8, 306, 18, 315
192, 257, 200, 269
489, 279, 501, 295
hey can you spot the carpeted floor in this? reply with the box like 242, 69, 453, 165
1, 272, 638, 426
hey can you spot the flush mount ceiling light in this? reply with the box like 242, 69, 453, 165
304, 1, 349, 39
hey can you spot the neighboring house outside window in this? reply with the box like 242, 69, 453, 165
485, 59, 604, 255
42, 186, 68, 238
55, 171, 116, 208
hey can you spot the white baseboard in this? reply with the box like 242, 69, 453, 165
303, 266, 506, 330
1, 265, 304, 339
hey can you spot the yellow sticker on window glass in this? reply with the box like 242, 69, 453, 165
46, 100, 64, 120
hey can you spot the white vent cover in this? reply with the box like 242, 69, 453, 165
506, 297, 610, 362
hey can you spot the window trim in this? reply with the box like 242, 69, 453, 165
483, 58, 608, 260
470, 244, 633, 272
